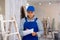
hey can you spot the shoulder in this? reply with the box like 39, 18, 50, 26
21, 18, 25, 20
21, 18, 26, 23
36, 18, 42, 23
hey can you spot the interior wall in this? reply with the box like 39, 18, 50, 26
37, 3, 60, 30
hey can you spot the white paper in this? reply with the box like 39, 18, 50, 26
23, 29, 34, 36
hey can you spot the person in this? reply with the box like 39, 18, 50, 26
19, 5, 44, 40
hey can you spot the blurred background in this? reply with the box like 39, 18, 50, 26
0, 0, 60, 40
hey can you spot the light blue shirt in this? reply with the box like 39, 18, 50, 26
19, 16, 44, 38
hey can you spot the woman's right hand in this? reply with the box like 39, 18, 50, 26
32, 32, 37, 36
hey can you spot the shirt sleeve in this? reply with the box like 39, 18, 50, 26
36, 19, 44, 37
19, 18, 25, 36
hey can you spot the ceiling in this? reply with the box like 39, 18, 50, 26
28, 0, 60, 2
27, 0, 60, 4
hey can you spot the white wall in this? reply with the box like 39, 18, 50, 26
36, 3, 60, 30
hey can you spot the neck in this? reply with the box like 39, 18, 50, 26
28, 18, 33, 20
27, 16, 34, 20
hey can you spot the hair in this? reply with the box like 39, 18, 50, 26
20, 6, 25, 19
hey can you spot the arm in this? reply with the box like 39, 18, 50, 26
19, 18, 34, 36
36, 19, 44, 37
19, 18, 25, 36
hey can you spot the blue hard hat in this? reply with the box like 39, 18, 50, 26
27, 6, 35, 12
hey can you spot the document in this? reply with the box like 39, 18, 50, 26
23, 29, 34, 36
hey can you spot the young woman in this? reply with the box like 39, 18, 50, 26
20, 6, 44, 40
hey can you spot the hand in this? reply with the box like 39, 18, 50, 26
32, 32, 37, 36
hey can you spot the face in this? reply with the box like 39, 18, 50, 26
27, 11, 34, 19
